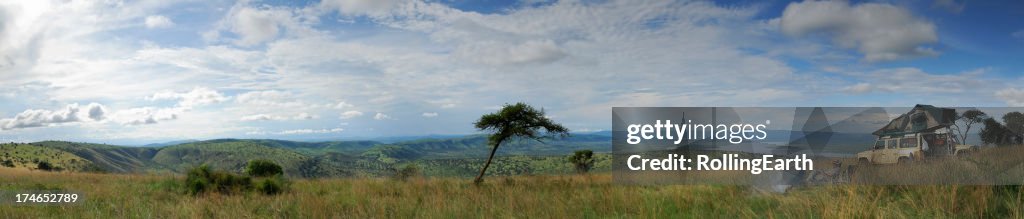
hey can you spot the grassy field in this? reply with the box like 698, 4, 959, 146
0, 168, 1021, 218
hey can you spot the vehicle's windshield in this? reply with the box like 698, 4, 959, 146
874, 140, 885, 149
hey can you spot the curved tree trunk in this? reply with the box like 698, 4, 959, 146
474, 141, 501, 184
961, 125, 971, 144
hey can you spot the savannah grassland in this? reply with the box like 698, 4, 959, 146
0, 166, 1022, 218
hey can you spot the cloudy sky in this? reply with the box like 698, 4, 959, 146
0, 0, 1022, 144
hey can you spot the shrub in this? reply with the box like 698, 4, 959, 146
245, 159, 284, 177
185, 165, 212, 195
185, 165, 252, 195
256, 175, 290, 195
394, 163, 421, 181
1, 160, 14, 168
36, 161, 54, 171
568, 150, 595, 174
210, 171, 252, 194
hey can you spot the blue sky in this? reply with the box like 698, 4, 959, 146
0, 0, 1022, 145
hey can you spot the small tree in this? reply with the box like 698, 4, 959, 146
955, 109, 988, 143
36, 161, 54, 171
473, 102, 569, 184
394, 163, 421, 181
1002, 112, 1024, 143
245, 159, 283, 177
568, 150, 595, 174
980, 118, 1011, 146
1, 160, 14, 168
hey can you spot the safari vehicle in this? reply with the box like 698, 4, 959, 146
857, 105, 978, 165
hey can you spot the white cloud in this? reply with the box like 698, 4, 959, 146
0, 103, 107, 130
144, 15, 174, 29
842, 83, 874, 94
235, 90, 299, 107
996, 88, 1024, 107
123, 87, 228, 126
220, 3, 319, 47
339, 110, 363, 119
240, 113, 318, 121
455, 40, 567, 65
421, 112, 438, 117
148, 87, 228, 109
374, 112, 392, 120
281, 128, 343, 134
240, 114, 281, 121
845, 68, 986, 94
232, 7, 282, 46
113, 107, 181, 126
247, 128, 344, 135
780, 1, 939, 61
0, 1, 177, 83
295, 112, 317, 120
320, 0, 401, 17
332, 101, 354, 109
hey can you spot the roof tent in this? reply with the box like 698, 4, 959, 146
872, 104, 957, 137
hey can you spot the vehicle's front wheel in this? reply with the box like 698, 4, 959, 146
858, 158, 871, 166
897, 157, 912, 165
957, 150, 970, 158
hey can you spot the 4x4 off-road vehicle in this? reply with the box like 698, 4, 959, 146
856, 105, 978, 165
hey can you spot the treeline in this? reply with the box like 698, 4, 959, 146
412, 153, 612, 177
978, 111, 1024, 146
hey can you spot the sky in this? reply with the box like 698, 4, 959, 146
0, 0, 1022, 145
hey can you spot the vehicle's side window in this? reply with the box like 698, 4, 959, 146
901, 137, 917, 148
887, 139, 898, 149
931, 134, 948, 147
874, 140, 885, 149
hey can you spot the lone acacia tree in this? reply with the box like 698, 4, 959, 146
955, 109, 988, 143
473, 102, 568, 184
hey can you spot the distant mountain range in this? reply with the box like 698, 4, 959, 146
142, 139, 199, 147
0, 133, 612, 178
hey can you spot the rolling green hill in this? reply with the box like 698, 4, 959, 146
0, 133, 612, 178
33, 141, 161, 173
363, 133, 611, 161
0, 143, 102, 172
151, 140, 311, 176
238, 139, 382, 155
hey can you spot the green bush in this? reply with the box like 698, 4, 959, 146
211, 172, 252, 194
394, 163, 421, 181
568, 150, 594, 174
256, 175, 290, 195
36, 161, 54, 171
185, 165, 252, 195
1, 160, 14, 168
245, 159, 284, 177
185, 165, 212, 195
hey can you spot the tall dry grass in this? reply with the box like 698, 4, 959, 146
0, 167, 1021, 218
